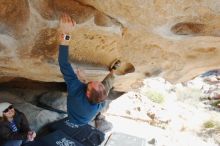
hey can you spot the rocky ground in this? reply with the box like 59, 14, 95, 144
105, 70, 220, 146
0, 70, 220, 145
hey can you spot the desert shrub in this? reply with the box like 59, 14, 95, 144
143, 90, 165, 104
203, 120, 216, 129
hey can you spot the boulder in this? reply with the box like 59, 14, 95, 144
0, 0, 220, 91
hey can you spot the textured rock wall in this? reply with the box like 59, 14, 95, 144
0, 0, 220, 91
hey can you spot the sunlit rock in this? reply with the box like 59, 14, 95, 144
0, 0, 220, 91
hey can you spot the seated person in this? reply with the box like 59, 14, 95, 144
0, 102, 36, 146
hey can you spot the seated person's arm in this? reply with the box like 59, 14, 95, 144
20, 112, 31, 133
0, 126, 27, 141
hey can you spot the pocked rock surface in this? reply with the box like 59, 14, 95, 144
0, 0, 220, 91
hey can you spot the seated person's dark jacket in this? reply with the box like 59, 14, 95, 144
0, 109, 30, 144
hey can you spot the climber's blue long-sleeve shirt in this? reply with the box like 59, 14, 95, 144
58, 45, 105, 125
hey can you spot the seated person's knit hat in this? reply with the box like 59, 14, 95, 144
0, 102, 12, 117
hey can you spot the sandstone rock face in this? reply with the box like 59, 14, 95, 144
0, 0, 220, 91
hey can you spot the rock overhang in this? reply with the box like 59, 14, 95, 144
0, 0, 220, 91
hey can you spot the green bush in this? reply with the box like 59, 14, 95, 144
144, 90, 165, 104
203, 120, 215, 129
211, 100, 220, 107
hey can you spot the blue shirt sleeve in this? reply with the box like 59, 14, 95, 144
100, 101, 106, 109
58, 45, 83, 94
